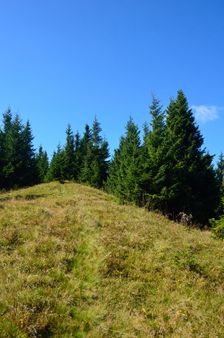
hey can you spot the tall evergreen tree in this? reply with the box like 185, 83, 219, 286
1, 110, 14, 188
20, 121, 37, 186
99, 139, 110, 185
216, 153, 224, 215
36, 146, 49, 183
2, 114, 24, 188
0, 110, 38, 188
74, 132, 82, 180
107, 118, 143, 204
89, 118, 109, 188
160, 90, 219, 223
63, 124, 76, 180
79, 124, 92, 183
47, 145, 65, 182
78, 119, 109, 187
216, 153, 224, 193
142, 96, 166, 206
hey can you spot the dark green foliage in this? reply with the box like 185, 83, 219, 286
79, 143, 94, 185
2, 113, 23, 188
64, 125, 76, 180
215, 153, 224, 215
217, 153, 224, 190
159, 91, 219, 223
107, 118, 143, 204
0, 110, 37, 189
47, 119, 109, 188
89, 118, 109, 188
108, 91, 219, 225
36, 146, 49, 183
79, 119, 109, 188
0, 94, 221, 227
78, 124, 93, 184
142, 96, 166, 207
47, 145, 65, 182
20, 121, 38, 186
74, 132, 82, 180
210, 217, 224, 239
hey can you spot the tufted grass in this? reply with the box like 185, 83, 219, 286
0, 182, 224, 337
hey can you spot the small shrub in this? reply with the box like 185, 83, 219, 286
210, 217, 224, 239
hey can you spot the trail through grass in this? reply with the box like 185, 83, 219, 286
0, 182, 224, 337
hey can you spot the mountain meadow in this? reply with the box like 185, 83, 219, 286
0, 182, 224, 337
1, 91, 224, 337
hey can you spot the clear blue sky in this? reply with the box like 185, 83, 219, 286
0, 0, 223, 160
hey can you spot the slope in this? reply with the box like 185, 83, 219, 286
0, 182, 224, 337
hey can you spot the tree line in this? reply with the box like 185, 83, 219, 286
0, 112, 109, 189
0, 90, 223, 226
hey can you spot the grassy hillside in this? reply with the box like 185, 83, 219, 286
0, 182, 224, 337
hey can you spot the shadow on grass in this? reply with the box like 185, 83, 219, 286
0, 194, 46, 202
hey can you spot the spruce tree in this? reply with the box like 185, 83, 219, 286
99, 139, 110, 186
216, 153, 224, 215
89, 118, 109, 188
216, 153, 224, 193
2, 114, 24, 188
63, 124, 76, 180
142, 96, 166, 207
78, 119, 109, 187
161, 90, 219, 224
1, 110, 14, 188
36, 146, 49, 183
106, 147, 122, 196
20, 121, 37, 186
79, 124, 92, 183
107, 118, 143, 204
74, 132, 82, 180
0, 110, 38, 188
47, 145, 65, 182
79, 144, 94, 185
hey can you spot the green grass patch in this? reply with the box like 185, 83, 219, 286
0, 182, 224, 336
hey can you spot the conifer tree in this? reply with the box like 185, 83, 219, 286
216, 153, 224, 215
36, 146, 49, 183
106, 147, 122, 195
79, 143, 94, 185
79, 124, 92, 183
89, 118, 109, 187
2, 114, 24, 188
0, 110, 38, 188
142, 96, 166, 206
107, 118, 143, 204
74, 132, 82, 180
217, 153, 224, 193
1, 110, 14, 188
161, 90, 219, 223
78, 119, 109, 187
20, 121, 37, 186
47, 145, 65, 182
63, 124, 76, 180
99, 139, 110, 185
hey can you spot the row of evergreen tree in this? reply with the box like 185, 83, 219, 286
0, 91, 223, 225
107, 91, 220, 224
0, 110, 38, 188
0, 112, 109, 189
47, 119, 109, 187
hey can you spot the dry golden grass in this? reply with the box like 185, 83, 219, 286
0, 182, 224, 337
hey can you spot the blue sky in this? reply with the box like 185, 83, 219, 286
0, 0, 223, 160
